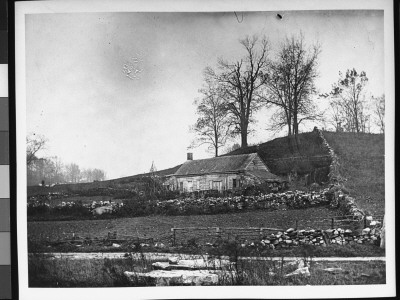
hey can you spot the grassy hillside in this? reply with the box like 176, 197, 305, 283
225, 131, 331, 176
323, 131, 385, 215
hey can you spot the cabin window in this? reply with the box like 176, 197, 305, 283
187, 181, 193, 192
232, 178, 237, 188
209, 181, 213, 190
212, 181, 222, 191
179, 182, 183, 191
192, 180, 198, 191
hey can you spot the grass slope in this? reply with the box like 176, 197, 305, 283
225, 132, 331, 175
323, 131, 385, 215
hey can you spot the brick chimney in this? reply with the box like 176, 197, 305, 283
187, 152, 193, 160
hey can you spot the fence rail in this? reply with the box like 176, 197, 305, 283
169, 215, 384, 246
170, 226, 284, 246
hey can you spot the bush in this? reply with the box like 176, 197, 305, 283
52, 200, 91, 217
27, 201, 50, 215
115, 198, 155, 217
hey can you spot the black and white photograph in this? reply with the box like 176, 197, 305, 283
15, 0, 395, 299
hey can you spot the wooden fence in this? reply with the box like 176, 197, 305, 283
170, 227, 283, 246
170, 214, 385, 246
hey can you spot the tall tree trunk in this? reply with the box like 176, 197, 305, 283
293, 95, 299, 135
293, 116, 298, 135
241, 121, 248, 148
354, 103, 360, 133
241, 133, 248, 148
214, 130, 219, 157
287, 120, 292, 135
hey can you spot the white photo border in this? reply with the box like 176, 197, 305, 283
15, 0, 395, 299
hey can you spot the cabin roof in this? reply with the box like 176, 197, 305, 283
174, 153, 271, 176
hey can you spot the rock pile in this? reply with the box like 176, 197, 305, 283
156, 189, 331, 215
254, 224, 382, 249
336, 195, 364, 219
260, 228, 327, 248
324, 227, 380, 245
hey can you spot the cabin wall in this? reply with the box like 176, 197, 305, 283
169, 173, 244, 192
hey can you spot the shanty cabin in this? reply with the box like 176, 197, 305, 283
164, 153, 285, 193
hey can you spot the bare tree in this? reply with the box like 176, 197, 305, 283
26, 133, 47, 166
191, 73, 232, 156
65, 163, 81, 183
52, 156, 65, 184
263, 34, 321, 136
27, 153, 106, 186
322, 95, 346, 132
373, 94, 385, 133
331, 68, 370, 133
207, 35, 270, 148
81, 168, 93, 182
92, 168, 106, 181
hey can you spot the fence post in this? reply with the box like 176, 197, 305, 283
331, 218, 334, 229
171, 228, 176, 246
260, 228, 263, 239
364, 217, 367, 229
215, 227, 220, 239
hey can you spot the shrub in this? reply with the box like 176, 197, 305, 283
27, 201, 50, 215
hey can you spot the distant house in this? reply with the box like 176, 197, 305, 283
164, 153, 285, 192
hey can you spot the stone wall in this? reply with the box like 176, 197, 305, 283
157, 189, 331, 215
315, 129, 365, 220
257, 221, 382, 249
315, 128, 346, 186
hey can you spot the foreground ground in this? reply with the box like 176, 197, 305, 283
28, 255, 386, 287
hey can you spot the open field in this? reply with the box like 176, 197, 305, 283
28, 206, 362, 243
28, 254, 386, 287
323, 132, 385, 215
28, 207, 341, 241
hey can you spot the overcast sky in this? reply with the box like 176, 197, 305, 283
26, 10, 384, 179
